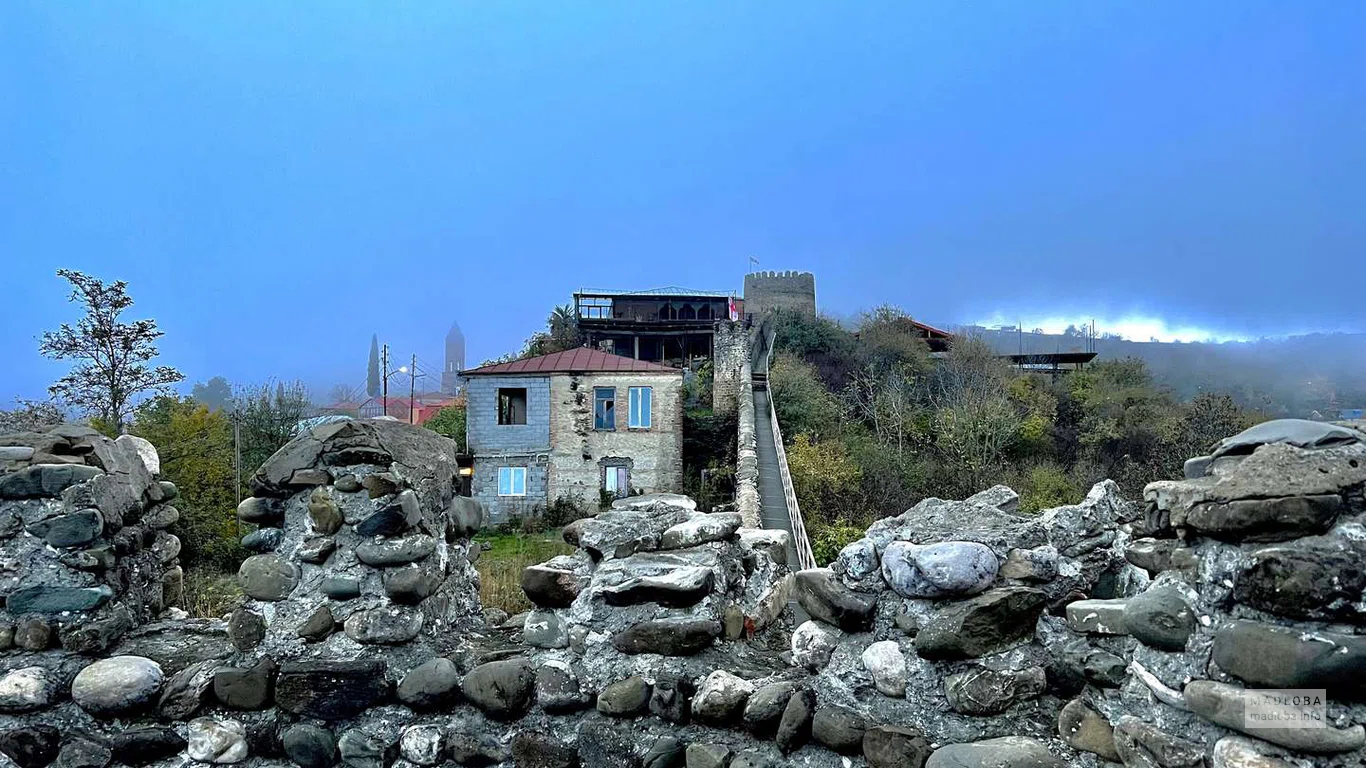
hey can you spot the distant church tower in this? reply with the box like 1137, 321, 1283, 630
441, 322, 466, 395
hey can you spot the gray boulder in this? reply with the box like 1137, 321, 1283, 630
881, 541, 998, 598
925, 737, 1064, 767
461, 658, 535, 720
71, 656, 164, 715
915, 587, 1047, 660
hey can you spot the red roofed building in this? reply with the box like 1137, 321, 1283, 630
462, 349, 684, 522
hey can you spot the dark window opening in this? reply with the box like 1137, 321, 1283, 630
594, 387, 616, 430
498, 388, 528, 425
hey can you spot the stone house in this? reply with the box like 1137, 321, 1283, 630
462, 348, 684, 522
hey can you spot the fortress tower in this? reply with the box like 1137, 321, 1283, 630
743, 270, 816, 318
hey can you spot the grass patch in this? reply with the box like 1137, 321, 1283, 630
474, 529, 575, 615
181, 568, 243, 618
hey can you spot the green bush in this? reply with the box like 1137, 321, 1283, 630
809, 519, 867, 567
1019, 463, 1083, 514
545, 494, 588, 528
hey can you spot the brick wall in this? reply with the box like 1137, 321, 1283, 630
547, 372, 684, 506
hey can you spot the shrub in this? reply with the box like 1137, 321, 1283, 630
181, 569, 243, 618
1019, 462, 1083, 514
545, 494, 587, 528
809, 519, 867, 567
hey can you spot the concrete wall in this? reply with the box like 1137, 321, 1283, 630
466, 375, 552, 454
712, 320, 748, 415
471, 458, 549, 523
743, 270, 816, 318
466, 375, 552, 522
547, 371, 684, 506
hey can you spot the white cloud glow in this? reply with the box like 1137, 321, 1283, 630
972, 314, 1255, 343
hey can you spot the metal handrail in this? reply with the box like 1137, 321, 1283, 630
760, 330, 816, 571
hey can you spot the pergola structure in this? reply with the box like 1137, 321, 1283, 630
574, 287, 739, 364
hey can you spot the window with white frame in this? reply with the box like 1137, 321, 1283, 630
603, 465, 629, 498
628, 386, 652, 428
498, 466, 526, 496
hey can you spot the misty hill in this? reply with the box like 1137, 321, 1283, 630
966, 327, 1366, 418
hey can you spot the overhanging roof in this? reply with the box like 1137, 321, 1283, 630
462, 348, 679, 376
575, 286, 734, 299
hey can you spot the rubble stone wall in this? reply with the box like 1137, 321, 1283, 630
711, 321, 748, 417
547, 372, 684, 504
2, 417, 1364, 768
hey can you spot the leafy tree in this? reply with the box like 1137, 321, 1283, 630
769, 353, 843, 441
233, 380, 313, 482
39, 270, 184, 431
520, 303, 583, 358
425, 405, 467, 447
132, 396, 241, 570
855, 305, 933, 375
786, 433, 862, 526
1176, 392, 1258, 459
1069, 358, 1184, 495
769, 309, 860, 386
928, 336, 1022, 495
367, 335, 381, 397
190, 376, 233, 411
0, 399, 65, 433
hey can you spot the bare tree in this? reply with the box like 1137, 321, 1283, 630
327, 384, 362, 405
0, 399, 65, 433
39, 270, 183, 432
843, 362, 921, 456
233, 380, 313, 482
927, 335, 1022, 493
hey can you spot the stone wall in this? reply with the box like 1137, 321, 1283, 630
4, 417, 1365, 768
711, 321, 747, 417
547, 372, 683, 505
742, 271, 816, 318
734, 357, 760, 529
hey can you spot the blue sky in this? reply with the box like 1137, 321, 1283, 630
2, 2, 1362, 401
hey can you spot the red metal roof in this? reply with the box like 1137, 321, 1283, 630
462, 348, 680, 376
912, 319, 954, 338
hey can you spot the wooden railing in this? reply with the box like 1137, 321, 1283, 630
758, 329, 817, 571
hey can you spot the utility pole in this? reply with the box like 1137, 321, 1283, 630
381, 343, 390, 417
409, 353, 417, 424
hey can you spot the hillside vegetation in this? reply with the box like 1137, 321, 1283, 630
767, 308, 1261, 564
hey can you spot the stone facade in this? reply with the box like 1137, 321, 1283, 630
743, 270, 816, 318
711, 320, 748, 416
466, 367, 684, 523
5, 416, 1364, 768
546, 372, 683, 508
